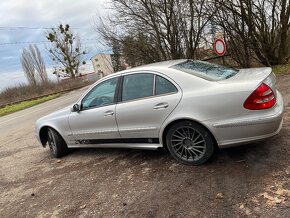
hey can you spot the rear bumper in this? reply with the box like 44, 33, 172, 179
206, 91, 284, 148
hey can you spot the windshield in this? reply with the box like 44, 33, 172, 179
171, 60, 238, 81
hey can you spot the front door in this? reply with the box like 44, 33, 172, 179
69, 77, 120, 144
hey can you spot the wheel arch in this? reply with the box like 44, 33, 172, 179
39, 125, 62, 147
161, 118, 218, 149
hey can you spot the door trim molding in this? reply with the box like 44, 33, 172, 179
119, 127, 157, 133
75, 137, 160, 145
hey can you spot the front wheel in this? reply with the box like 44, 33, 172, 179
47, 128, 68, 158
166, 121, 215, 165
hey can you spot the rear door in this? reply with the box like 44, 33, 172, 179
116, 72, 182, 142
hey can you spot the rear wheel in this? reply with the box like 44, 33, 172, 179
47, 128, 68, 158
166, 121, 214, 165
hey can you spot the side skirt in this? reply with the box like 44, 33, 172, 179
67, 143, 162, 150
67, 137, 163, 150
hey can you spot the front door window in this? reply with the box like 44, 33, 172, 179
82, 77, 118, 109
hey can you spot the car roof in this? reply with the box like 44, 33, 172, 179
109, 59, 188, 77
92, 59, 212, 95
136, 59, 188, 68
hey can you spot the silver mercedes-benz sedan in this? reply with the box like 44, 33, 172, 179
35, 59, 284, 165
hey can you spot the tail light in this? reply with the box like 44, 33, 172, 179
244, 83, 276, 110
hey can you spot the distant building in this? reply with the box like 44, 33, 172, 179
61, 72, 99, 83
91, 54, 114, 78
82, 72, 99, 82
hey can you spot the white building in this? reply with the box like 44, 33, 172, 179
91, 54, 114, 78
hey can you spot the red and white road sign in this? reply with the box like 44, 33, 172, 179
214, 38, 226, 56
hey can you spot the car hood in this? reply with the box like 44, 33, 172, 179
37, 105, 72, 123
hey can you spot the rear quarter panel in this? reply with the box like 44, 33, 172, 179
159, 68, 283, 146
158, 69, 264, 144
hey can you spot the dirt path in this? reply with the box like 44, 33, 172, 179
0, 75, 289, 217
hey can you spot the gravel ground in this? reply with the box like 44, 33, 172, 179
0, 74, 289, 217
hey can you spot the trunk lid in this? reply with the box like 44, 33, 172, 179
218, 67, 277, 93
218, 67, 272, 84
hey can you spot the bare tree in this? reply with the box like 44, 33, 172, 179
210, 1, 253, 67
20, 44, 48, 86
46, 24, 86, 78
212, 0, 290, 66
21, 48, 37, 86
96, 0, 215, 65
28, 45, 48, 84
111, 39, 122, 71
96, 0, 289, 67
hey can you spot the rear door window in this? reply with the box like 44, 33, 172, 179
155, 75, 177, 95
122, 73, 154, 101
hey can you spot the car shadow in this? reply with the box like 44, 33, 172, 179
65, 139, 276, 167
68, 147, 169, 163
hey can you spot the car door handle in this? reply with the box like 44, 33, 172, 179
153, 103, 169, 110
104, 111, 114, 117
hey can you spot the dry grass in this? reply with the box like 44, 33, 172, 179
0, 78, 92, 106
0, 94, 61, 117
272, 63, 290, 75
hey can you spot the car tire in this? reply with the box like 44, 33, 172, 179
166, 121, 214, 165
47, 128, 68, 158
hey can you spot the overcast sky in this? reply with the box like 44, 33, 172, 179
0, 0, 109, 91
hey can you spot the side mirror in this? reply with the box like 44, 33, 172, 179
72, 104, 80, 112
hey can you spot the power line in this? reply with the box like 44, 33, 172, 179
0, 38, 98, 45
0, 41, 46, 45
0, 26, 86, 30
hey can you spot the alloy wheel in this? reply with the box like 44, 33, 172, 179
170, 127, 206, 161
47, 129, 56, 153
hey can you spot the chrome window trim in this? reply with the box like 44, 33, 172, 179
79, 102, 116, 112
153, 74, 156, 95
75, 74, 121, 105
121, 72, 155, 102
117, 91, 179, 105
118, 71, 179, 104
155, 74, 178, 95
120, 70, 181, 90
78, 70, 181, 109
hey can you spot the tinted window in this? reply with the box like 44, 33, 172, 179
171, 60, 237, 81
82, 77, 118, 109
122, 73, 154, 101
156, 75, 177, 95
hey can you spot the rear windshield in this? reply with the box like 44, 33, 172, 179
171, 60, 238, 81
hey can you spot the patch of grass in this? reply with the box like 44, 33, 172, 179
0, 93, 61, 117
272, 63, 290, 75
